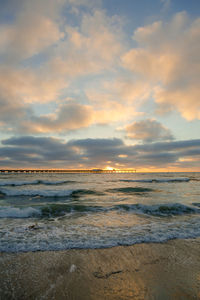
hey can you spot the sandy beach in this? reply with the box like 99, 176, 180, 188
0, 238, 200, 300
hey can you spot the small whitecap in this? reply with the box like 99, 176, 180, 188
0, 206, 41, 218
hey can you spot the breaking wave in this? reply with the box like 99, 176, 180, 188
107, 187, 155, 194
0, 179, 76, 187
0, 204, 103, 218
0, 188, 103, 198
70, 189, 104, 197
119, 178, 190, 183
116, 203, 199, 216
0, 188, 73, 198
0, 202, 199, 218
0, 206, 41, 218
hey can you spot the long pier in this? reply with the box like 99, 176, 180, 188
0, 169, 136, 174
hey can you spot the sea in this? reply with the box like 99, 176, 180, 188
0, 172, 200, 252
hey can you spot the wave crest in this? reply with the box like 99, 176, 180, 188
0, 188, 104, 198
117, 203, 198, 216
0, 179, 76, 187
0, 188, 73, 197
0, 206, 41, 218
119, 178, 190, 183
107, 187, 154, 194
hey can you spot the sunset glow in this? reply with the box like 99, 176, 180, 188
0, 0, 199, 171
104, 166, 115, 171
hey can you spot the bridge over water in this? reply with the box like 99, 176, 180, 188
0, 169, 136, 174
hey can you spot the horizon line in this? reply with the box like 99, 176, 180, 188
0, 168, 137, 173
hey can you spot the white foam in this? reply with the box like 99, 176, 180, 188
0, 206, 41, 218
0, 188, 73, 197
1, 217, 200, 252
118, 203, 199, 216
0, 180, 39, 186
153, 178, 190, 182
120, 178, 190, 183
0, 179, 72, 186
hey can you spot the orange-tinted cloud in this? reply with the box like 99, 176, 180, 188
20, 102, 94, 133
122, 12, 200, 120
0, 0, 64, 62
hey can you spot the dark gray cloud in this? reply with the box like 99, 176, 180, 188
68, 138, 123, 148
0, 136, 78, 166
125, 119, 174, 142
133, 139, 200, 152
0, 136, 200, 169
2, 136, 62, 147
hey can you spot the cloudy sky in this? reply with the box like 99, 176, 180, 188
0, 0, 199, 171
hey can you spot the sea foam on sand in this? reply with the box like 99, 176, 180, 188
0, 238, 200, 300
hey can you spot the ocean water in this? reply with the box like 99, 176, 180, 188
0, 172, 200, 252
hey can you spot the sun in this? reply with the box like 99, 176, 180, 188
104, 166, 115, 170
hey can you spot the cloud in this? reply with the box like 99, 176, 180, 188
0, 68, 34, 131
0, 66, 69, 107
125, 119, 174, 142
122, 12, 200, 120
0, 2, 199, 147
21, 102, 94, 134
48, 9, 124, 79
161, 0, 171, 12
0, 0, 64, 62
0, 136, 125, 168
0, 136, 77, 167
87, 91, 140, 124
85, 78, 149, 124
0, 94, 26, 126
0, 136, 200, 170
2, 136, 64, 148
67, 0, 102, 15
0, 2, 127, 135
133, 139, 200, 154
0, 67, 93, 133
0, 1, 123, 105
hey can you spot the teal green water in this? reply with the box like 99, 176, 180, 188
0, 172, 200, 252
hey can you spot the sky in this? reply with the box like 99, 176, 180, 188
0, 0, 199, 171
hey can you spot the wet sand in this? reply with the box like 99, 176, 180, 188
0, 238, 200, 300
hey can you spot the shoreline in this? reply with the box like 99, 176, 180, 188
1, 238, 200, 299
